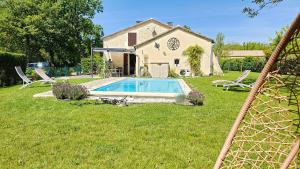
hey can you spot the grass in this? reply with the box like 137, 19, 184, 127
0, 72, 259, 168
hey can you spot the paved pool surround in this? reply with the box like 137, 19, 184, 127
34, 77, 192, 103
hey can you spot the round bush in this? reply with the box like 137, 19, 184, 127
53, 83, 89, 100
187, 91, 204, 106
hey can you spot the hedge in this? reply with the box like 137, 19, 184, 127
80, 56, 106, 76
0, 52, 27, 86
220, 57, 266, 72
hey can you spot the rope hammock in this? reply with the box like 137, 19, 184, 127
214, 13, 300, 169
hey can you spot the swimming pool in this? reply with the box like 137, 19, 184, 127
93, 78, 184, 94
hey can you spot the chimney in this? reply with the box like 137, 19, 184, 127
167, 22, 173, 27
136, 20, 142, 24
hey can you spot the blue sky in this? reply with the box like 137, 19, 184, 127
93, 0, 300, 43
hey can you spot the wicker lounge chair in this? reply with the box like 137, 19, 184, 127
214, 13, 300, 169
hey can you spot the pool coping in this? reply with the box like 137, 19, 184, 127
33, 77, 192, 100
88, 78, 192, 98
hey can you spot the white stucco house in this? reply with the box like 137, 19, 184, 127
98, 18, 222, 78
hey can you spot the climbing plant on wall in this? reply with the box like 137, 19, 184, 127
183, 45, 204, 76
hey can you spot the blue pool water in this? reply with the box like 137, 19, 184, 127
93, 78, 183, 93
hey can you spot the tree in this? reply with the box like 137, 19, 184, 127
183, 25, 192, 31
243, 0, 284, 17
269, 26, 288, 49
214, 33, 227, 59
183, 45, 204, 76
0, 0, 103, 66
264, 26, 288, 57
242, 42, 268, 50
224, 42, 269, 50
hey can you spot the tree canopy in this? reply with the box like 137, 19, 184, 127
243, 0, 284, 17
263, 26, 299, 57
183, 25, 192, 31
0, 0, 103, 66
224, 42, 269, 50
214, 33, 227, 59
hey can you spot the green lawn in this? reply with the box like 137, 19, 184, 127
0, 72, 259, 168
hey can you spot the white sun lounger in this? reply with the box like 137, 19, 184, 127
212, 70, 252, 90
223, 81, 255, 91
34, 68, 56, 84
15, 66, 36, 89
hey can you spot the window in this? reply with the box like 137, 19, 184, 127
174, 59, 180, 66
128, 33, 137, 46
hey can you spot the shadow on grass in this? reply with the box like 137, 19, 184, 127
225, 88, 251, 92
69, 100, 125, 107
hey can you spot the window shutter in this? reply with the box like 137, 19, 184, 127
128, 33, 137, 46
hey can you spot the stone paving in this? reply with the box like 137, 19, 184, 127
33, 77, 192, 103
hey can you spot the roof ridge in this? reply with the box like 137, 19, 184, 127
135, 26, 214, 48
102, 18, 172, 40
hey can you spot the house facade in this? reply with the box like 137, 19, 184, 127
102, 19, 222, 78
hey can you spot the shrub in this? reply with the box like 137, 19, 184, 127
80, 55, 106, 76
25, 67, 40, 80
53, 83, 89, 100
141, 65, 152, 78
220, 57, 266, 72
183, 45, 204, 76
53, 83, 69, 99
168, 69, 179, 78
80, 58, 91, 74
187, 91, 204, 106
0, 51, 27, 86
68, 85, 89, 100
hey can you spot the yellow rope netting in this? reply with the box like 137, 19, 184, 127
222, 73, 299, 168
